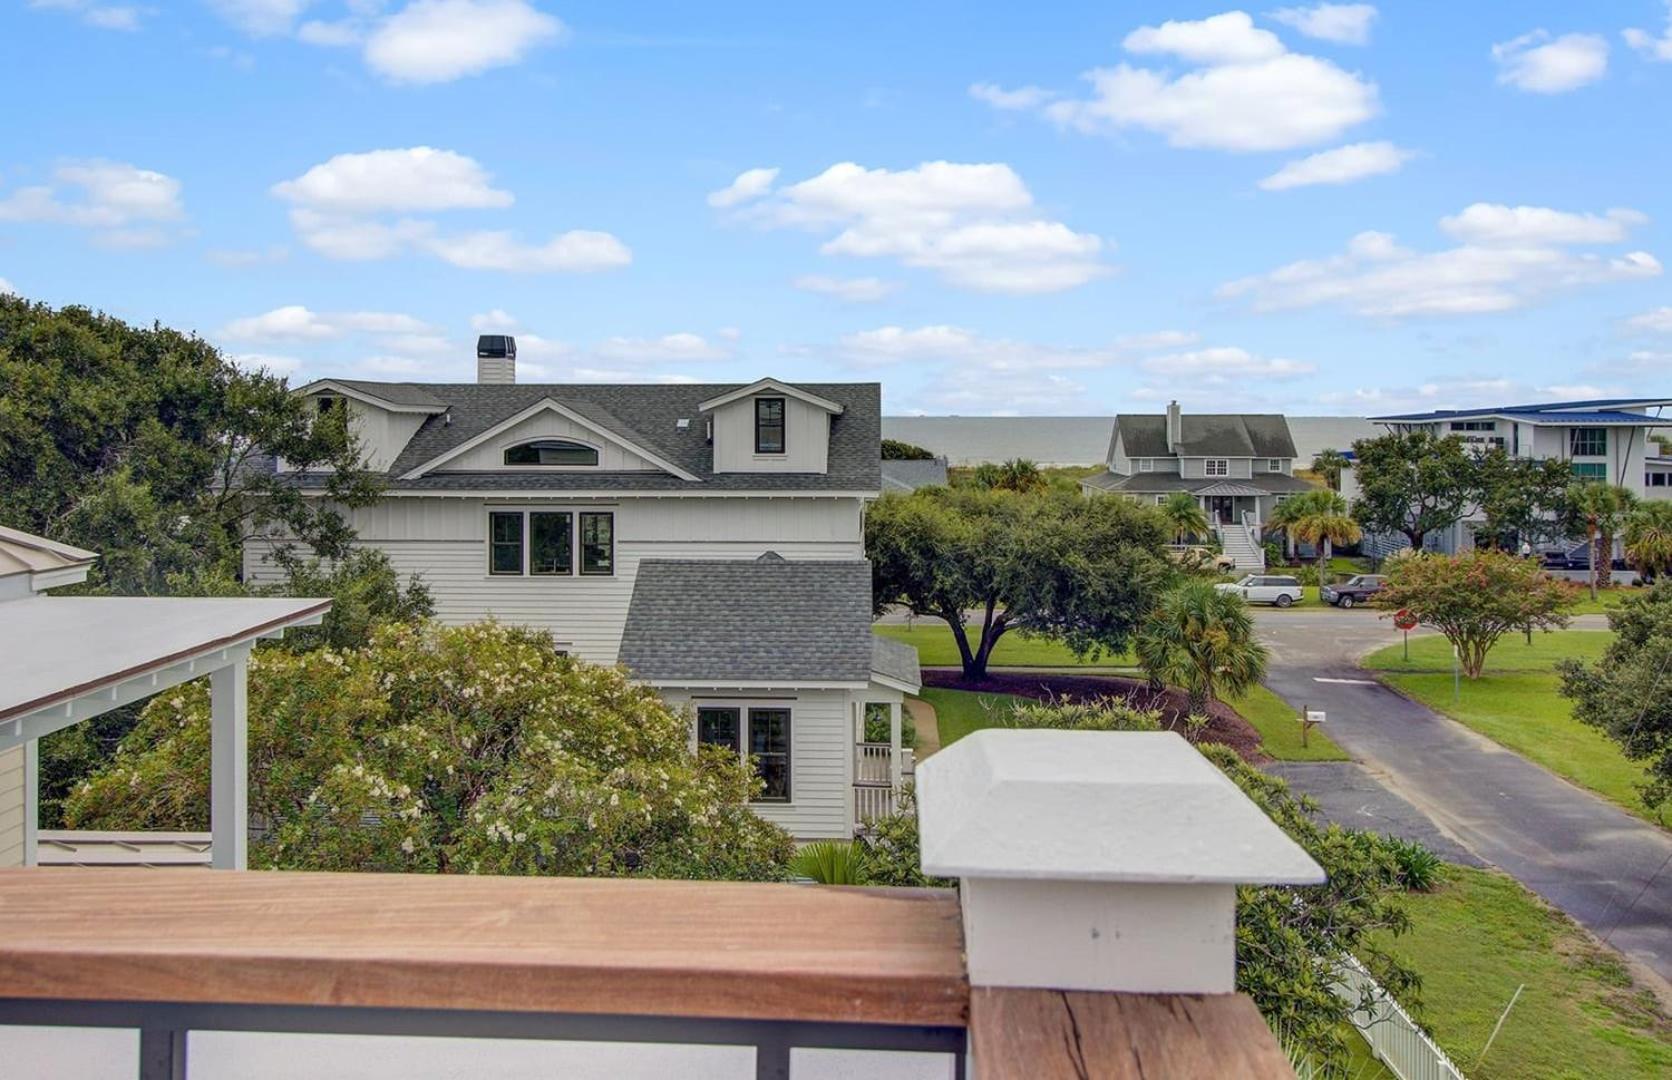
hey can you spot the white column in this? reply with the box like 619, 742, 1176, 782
210, 659, 248, 871
888, 701, 903, 793
916, 730, 1323, 995
23, 739, 39, 867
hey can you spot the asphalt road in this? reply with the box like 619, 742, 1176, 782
1255, 607, 1672, 984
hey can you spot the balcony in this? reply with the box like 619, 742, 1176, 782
855, 741, 915, 827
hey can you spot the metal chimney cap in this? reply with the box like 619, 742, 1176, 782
477, 334, 517, 359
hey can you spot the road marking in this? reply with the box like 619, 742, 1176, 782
1313, 677, 1379, 685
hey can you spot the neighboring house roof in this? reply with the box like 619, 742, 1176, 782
619, 556, 912, 687
1373, 398, 1672, 425
296, 379, 449, 412
880, 458, 949, 492
1080, 472, 1317, 495
870, 636, 922, 691
0, 525, 97, 586
1115, 414, 1298, 460
35, 831, 212, 868
288, 381, 881, 494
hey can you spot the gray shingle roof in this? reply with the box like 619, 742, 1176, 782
880, 459, 949, 492
1079, 471, 1318, 495
871, 636, 922, 689
620, 557, 890, 684
289, 381, 881, 494
324, 379, 448, 409
1116, 414, 1298, 460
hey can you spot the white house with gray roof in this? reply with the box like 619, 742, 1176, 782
250, 340, 918, 840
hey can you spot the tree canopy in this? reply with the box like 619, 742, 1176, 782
881, 438, 935, 461
1135, 581, 1268, 713
1349, 431, 1476, 551
1374, 550, 1573, 678
1624, 501, 1672, 582
866, 487, 1174, 678
1309, 448, 1348, 491
1157, 491, 1210, 544
64, 621, 795, 880
1559, 586, 1672, 809
1473, 450, 1573, 551
1565, 482, 1637, 597
1270, 490, 1360, 578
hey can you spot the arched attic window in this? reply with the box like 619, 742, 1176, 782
503, 439, 600, 467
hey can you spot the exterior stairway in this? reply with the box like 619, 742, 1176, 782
1216, 517, 1266, 571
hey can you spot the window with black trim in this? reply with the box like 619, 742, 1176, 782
504, 439, 600, 466
1570, 428, 1607, 457
489, 512, 524, 575
696, 706, 790, 802
755, 398, 786, 454
580, 512, 614, 575
529, 511, 573, 576
697, 707, 740, 752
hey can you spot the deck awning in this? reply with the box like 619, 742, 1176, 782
1192, 481, 1269, 497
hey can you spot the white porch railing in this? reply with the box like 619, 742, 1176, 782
854, 744, 915, 826
1336, 954, 1466, 1080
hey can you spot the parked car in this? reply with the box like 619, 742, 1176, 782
1320, 574, 1387, 609
1215, 574, 1304, 608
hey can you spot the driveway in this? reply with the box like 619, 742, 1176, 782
1256, 607, 1672, 984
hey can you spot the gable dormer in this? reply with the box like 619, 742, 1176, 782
294, 380, 447, 472
698, 378, 844, 475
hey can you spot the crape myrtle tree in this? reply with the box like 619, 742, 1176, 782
866, 487, 1175, 679
64, 621, 795, 880
1559, 586, 1672, 810
1374, 549, 1573, 678
0, 293, 383, 594
1349, 431, 1476, 552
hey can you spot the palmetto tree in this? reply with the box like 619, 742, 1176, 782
1271, 490, 1361, 578
1134, 581, 1268, 714
1157, 491, 1210, 544
1624, 500, 1672, 582
1310, 448, 1348, 492
1566, 482, 1637, 599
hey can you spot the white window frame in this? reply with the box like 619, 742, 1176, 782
1267, 459, 1282, 473
1137, 458, 1155, 472
1204, 459, 1230, 477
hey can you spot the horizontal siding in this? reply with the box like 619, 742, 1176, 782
661, 689, 854, 840
0, 746, 24, 868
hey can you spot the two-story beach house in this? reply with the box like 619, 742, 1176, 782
1079, 402, 1316, 568
247, 338, 919, 840
1351, 396, 1672, 555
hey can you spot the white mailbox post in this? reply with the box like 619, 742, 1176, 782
916, 729, 1324, 994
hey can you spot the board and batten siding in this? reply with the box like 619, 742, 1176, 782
711, 396, 831, 474
0, 746, 26, 868
244, 496, 865, 664
659, 688, 854, 840
439, 411, 664, 473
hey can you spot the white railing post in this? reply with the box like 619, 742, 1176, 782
888, 702, 903, 794
917, 730, 1323, 994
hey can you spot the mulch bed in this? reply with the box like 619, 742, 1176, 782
921, 669, 1268, 763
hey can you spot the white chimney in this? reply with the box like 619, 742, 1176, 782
477, 335, 516, 385
1166, 400, 1182, 452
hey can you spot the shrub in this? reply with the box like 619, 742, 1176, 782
1383, 837, 1442, 891
881, 438, 935, 461
859, 785, 953, 888
789, 840, 869, 885
1007, 697, 1163, 732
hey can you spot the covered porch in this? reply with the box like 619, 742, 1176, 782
853, 637, 923, 830
1194, 481, 1272, 528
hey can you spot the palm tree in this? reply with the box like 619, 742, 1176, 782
1624, 500, 1672, 583
1134, 581, 1269, 714
1271, 490, 1360, 579
1566, 482, 1637, 599
1157, 491, 1210, 545
1311, 448, 1348, 492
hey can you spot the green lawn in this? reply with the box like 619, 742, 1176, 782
915, 687, 1027, 746
1363, 631, 1666, 826
873, 622, 1135, 669
1376, 865, 1671, 1079
1565, 588, 1636, 616
1228, 684, 1348, 761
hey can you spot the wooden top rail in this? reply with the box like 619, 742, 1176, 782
0, 869, 968, 1027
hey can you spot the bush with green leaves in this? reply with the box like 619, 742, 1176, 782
789, 840, 870, 885
1135, 580, 1268, 713
1382, 837, 1442, 892
1007, 697, 1163, 732
881, 439, 935, 461
1559, 584, 1672, 809
859, 785, 953, 888
1374, 549, 1573, 678
63, 621, 794, 880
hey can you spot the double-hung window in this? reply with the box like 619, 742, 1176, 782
1204, 459, 1229, 477
1137, 458, 1154, 472
696, 706, 791, 801
1267, 459, 1282, 473
487, 510, 614, 576
755, 398, 786, 454
1571, 428, 1607, 457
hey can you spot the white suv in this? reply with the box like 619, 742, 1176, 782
1215, 574, 1304, 608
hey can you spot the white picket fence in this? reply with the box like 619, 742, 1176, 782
1336, 955, 1466, 1080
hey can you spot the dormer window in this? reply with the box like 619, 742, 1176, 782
503, 439, 600, 467
755, 398, 786, 454
316, 396, 340, 415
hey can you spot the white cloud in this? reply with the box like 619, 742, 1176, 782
272, 147, 513, 213
0, 160, 185, 246
571, 369, 700, 385
1268, 4, 1377, 45
0, 277, 15, 295
297, 18, 362, 46
205, 0, 312, 37
1220, 205, 1660, 317
832, 324, 1152, 373
1114, 329, 1200, 350
470, 308, 519, 331
721, 161, 1107, 294
365, 0, 564, 84
272, 147, 628, 272
1016, 10, 1377, 152
791, 275, 899, 302
229, 352, 304, 377
29, 1, 142, 31
1625, 307, 1672, 334
206, 245, 290, 267
1439, 204, 1646, 246
706, 167, 779, 209
592, 332, 731, 364
1259, 140, 1414, 190
1315, 376, 1523, 413
1139, 345, 1315, 379
223, 305, 433, 341
968, 83, 1057, 110
1624, 3, 1672, 61
1492, 31, 1608, 94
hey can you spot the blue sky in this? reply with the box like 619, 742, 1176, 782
5, 1, 1672, 416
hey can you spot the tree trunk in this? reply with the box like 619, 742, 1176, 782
943, 611, 978, 679
1588, 525, 1600, 602
1404, 528, 1425, 553
1595, 529, 1611, 595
